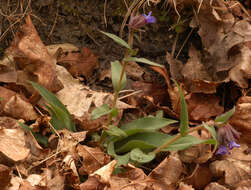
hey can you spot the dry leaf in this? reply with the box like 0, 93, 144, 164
0, 164, 11, 189
147, 155, 183, 189
57, 47, 99, 81
184, 165, 212, 189
0, 86, 38, 120
186, 93, 224, 121
210, 155, 251, 188
109, 165, 146, 190
77, 145, 110, 175
230, 96, 251, 144
90, 160, 116, 184
178, 182, 195, 190
0, 128, 30, 162
204, 182, 230, 190
6, 15, 63, 95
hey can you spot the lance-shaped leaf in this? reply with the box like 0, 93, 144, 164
215, 107, 235, 126
91, 104, 116, 120
124, 57, 164, 68
121, 117, 177, 136
30, 81, 76, 131
175, 81, 189, 136
100, 31, 131, 50
111, 61, 127, 91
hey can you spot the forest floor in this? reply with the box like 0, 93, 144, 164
0, 0, 251, 190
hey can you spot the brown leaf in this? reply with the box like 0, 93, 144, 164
109, 165, 146, 190
181, 46, 218, 93
0, 128, 30, 162
186, 93, 224, 121
77, 145, 110, 175
47, 173, 65, 190
147, 155, 183, 189
204, 182, 230, 190
0, 86, 38, 120
230, 96, 251, 144
57, 47, 99, 81
184, 165, 212, 189
7, 15, 63, 94
229, 44, 251, 88
177, 182, 195, 190
209, 155, 251, 188
166, 52, 183, 81
80, 176, 104, 190
0, 164, 11, 189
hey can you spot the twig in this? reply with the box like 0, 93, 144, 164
176, 28, 193, 59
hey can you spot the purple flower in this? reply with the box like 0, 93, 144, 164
216, 145, 230, 155
142, 12, 156, 24
215, 123, 241, 155
228, 141, 240, 150
128, 12, 156, 29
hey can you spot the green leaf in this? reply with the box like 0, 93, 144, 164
121, 117, 177, 136
107, 142, 130, 166
91, 104, 111, 120
100, 31, 131, 50
163, 135, 212, 151
175, 81, 189, 136
215, 107, 235, 126
202, 122, 218, 151
123, 57, 164, 68
111, 61, 127, 91
115, 132, 173, 153
130, 148, 155, 164
30, 81, 76, 131
105, 125, 128, 138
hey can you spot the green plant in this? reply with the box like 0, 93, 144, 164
30, 81, 76, 132
91, 12, 227, 166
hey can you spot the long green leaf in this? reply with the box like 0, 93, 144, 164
215, 107, 235, 126
100, 31, 131, 49
163, 135, 213, 151
124, 57, 164, 68
121, 117, 177, 136
111, 61, 127, 91
115, 132, 173, 153
30, 81, 76, 131
175, 81, 189, 136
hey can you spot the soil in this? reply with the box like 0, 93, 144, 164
0, 0, 192, 73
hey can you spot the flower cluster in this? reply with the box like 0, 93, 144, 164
216, 123, 241, 155
128, 11, 156, 29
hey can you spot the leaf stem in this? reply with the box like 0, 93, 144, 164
106, 29, 134, 126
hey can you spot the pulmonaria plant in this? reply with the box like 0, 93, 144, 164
128, 11, 156, 29
216, 123, 241, 155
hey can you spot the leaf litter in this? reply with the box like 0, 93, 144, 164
0, 0, 251, 189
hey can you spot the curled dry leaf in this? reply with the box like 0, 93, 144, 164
0, 128, 30, 162
186, 93, 224, 121
184, 165, 212, 189
147, 155, 183, 189
0, 86, 38, 121
109, 165, 147, 190
77, 145, 110, 175
90, 160, 117, 184
6, 15, 63, 94
230, 96, 251, 144
0, 164, 11, 189
57, 47, 99, 81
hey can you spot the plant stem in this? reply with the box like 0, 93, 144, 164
153, 125, 204, 154
106, 29, 134, 126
